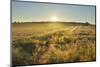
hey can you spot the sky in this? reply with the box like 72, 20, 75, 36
12, 1, 96, 24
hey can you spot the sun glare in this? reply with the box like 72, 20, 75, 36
51, 16, 58, 22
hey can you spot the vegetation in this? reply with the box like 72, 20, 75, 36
12, 22, 96, 66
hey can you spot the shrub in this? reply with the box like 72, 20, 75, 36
12, 37, 50, 65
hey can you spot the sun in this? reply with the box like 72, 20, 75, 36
51, 16, 58, 22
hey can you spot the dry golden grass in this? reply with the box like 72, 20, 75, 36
12, 22, 96, 66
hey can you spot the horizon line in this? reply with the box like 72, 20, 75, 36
12, 21, 95, 25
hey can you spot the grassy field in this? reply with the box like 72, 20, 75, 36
12, 22, 96, 66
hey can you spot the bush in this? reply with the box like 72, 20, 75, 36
12, 36, 51, 65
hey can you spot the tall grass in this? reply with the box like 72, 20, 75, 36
12, 23, 96, 65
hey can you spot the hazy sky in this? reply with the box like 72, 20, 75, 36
12, 1, 96, 24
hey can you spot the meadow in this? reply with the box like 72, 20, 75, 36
12, 22, 96, 66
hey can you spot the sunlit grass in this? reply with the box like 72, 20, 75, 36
12, 22, 96, 65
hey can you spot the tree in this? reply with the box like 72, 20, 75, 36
85, 22, 90, 25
